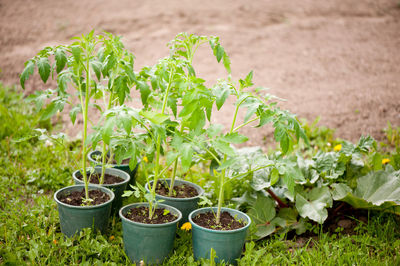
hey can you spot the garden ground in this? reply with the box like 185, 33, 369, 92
1, 0, 400, 145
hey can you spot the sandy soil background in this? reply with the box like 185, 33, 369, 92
1, 0, 399, 146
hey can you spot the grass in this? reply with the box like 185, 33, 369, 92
0, 83, 399, 265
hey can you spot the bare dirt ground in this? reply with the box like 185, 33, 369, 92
1, 0, 399, 146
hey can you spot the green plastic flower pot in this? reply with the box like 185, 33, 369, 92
73, 166, 130, 215
145, 179, 204, 225
54, 185, 114, 238
88, 150, 140, 186
119, 202, 182, 264
189, 207, 251, 265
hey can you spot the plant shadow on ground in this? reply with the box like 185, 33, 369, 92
0, 84, 399, 265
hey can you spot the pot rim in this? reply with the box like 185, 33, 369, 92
188, 207, 251, 234
88, 150, 141, 168
54, 185, 115, 209
73, 166, 130, 187
119, 202, 182, 227
145, 178, 204, 201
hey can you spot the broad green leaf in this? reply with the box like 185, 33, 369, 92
331, 183, 352, 201
221, 132, 248, 144
37, 57, 51, 83
20, 60, 35, 89
55, 48, 67, 73
344, 169, 400, 207
295, 186, 332, 224
247, 193, 276, 239
244, 102, 260, 123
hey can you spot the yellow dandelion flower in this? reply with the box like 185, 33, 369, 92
109, 235, 115, 241
181, 222, 192, 231
382, 158, 390, 165
334, 144, 342, 152
53, 239, 58, 245
143, 156, 149, 163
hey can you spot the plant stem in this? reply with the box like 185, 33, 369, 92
82, 48, 91, 201
216, 101, 241, 223
266, 189, 288, 208
168, 125, 184, 197
100, 91, 113, 185
149, 69, 174, 219
233, 117, 259, 132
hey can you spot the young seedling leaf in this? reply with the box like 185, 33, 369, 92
37, 57, 51, 83
20, 60, 35, 89
55, 48, 67, 73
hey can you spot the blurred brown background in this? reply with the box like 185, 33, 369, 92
1, 0, 399, 144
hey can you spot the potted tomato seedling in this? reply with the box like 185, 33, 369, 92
186, 66, 308, 263
20, 31, 135, 235
136, 33, 232, 223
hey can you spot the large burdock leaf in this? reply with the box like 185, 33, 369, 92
295, 186, 332, 224
247, 193, 277, 239
335, 169, 400, 214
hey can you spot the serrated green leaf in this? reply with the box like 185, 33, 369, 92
221, 132, 249, 144
71, 46, 81, 63
141, 110, 168, 125
179, 101, 197, 117
55, 48, 67, 73
215, 45, 224, 62
90, 60, 102, 81
213, 84, 230, 110
37, 57, 51, 83
102, 118, 114, 144
137, 81, 150, 106
181, 143, 193, 172
212, 140, 235, 156
222, 53, 231, 74
69, 105, 81, 125
20, 60, 35, 89
270, 168, 280, 186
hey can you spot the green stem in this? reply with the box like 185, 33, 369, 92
100, 91, 114, 185
168, 125, 184, 196
81, 50, 91, 201
216, 100, 241, 223
233, 117, 259, 132
149, 70, 174, 219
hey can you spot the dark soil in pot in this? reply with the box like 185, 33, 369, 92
57, 189, 110, 206
76, 172, 124, 184
124, 206, 178, 224
155, 182, 199, 198
192, 211, 246, 230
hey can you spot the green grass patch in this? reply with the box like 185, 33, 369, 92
0, 83, 399, 265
